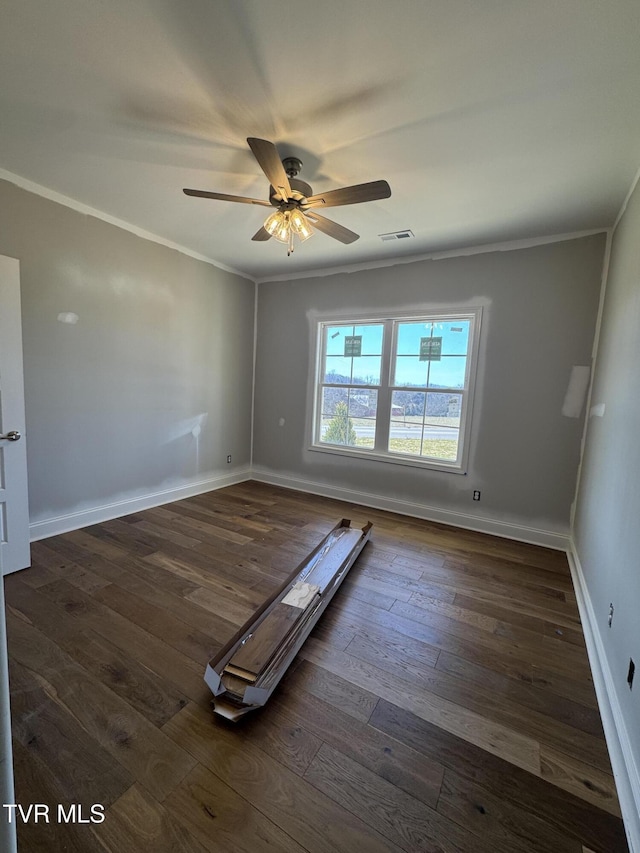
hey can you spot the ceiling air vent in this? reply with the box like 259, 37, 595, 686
379, 230, 415, 242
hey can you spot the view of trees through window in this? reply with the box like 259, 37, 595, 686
316, 315, 477, 467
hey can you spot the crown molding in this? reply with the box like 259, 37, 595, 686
0, 168, 254, 282
255, 228, 610, 284
613, 160, 640, 233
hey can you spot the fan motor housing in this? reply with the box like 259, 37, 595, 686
269, 177, 313, 206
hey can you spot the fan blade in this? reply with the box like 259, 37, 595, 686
305, 211, 359, 244
247, 137, 292, 202
302, 179, 391, 209
183, 188, 272, 206
251, 226, 272, 242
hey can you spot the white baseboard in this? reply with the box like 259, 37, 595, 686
567, 544, 640, 853
28, 464, 571, 551
251, 466, 570, 550
29, 469, 251, 542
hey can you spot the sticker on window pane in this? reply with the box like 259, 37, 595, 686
441, 322, 470, 354
419, 336, 442, 361
344, 335, 362, 357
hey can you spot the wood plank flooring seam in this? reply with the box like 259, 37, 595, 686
300, 639, 542, 775
160, 703, 404, 853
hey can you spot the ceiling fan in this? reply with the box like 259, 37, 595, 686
183, 137, 391, 255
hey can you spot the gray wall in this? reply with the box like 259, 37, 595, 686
0, 179, 255, 526
573, 181, 640, 776
253, 235, 605, 535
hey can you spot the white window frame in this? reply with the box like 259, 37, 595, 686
309, 308, 482, 474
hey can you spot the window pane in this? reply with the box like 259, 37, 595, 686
397, 321, 433, 355
422, 393, 460, 460
321, 386, 348, 419
324, 356, 352, 383
391, 390, 425, 418
325, 323, 384, 385
389, 390, 424, 456
424, 392, 462, 428
440, 321, 470, 355
389, 423, 422, 456
388, 391, 461, 461
354, 324, 384, 353
320, 389, 359, 447
325, 325, 354, 355
352, 356, 381, 385
325, 323, 383, 356
348, 388, 378, 418
349, 389, 377, 449
394, 356, 428, 387
428, 356, 467, 389
422, 426, 459, 461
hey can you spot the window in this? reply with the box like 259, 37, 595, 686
312, 310, 481, 472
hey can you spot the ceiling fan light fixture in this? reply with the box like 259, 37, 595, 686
263, 208, 314, 250
289, 209, 314, 241
264, 209, 286, 238
275, 224, 291, 244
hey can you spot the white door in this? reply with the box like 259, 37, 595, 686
0, 255, 30, 574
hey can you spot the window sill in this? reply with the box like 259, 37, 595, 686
308, 443, 467, 474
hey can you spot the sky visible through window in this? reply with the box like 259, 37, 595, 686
325, 321, 470, 389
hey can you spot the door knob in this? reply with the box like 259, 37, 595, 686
0, 430, 21, 441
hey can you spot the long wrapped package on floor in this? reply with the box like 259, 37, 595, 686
204, 518, 372, 720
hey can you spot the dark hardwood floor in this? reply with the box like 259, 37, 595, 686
4, 482, 629, 852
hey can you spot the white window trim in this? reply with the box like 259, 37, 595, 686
308, 307, 482, 474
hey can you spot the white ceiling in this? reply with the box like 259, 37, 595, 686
1, 0, 639, 281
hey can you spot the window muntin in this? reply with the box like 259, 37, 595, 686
314, 312, 479, 472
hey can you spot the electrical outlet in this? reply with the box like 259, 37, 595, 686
628, 658, 635, 690
473, 490, 481, 501
226, 454, 232, 464
608, 603, 614, 627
